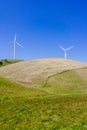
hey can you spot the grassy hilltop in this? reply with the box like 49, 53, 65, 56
0, 59, 22, 67
0, 58, 87, 87
0, 58, 87, 129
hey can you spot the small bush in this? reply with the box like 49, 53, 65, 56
0, 61, 3, 65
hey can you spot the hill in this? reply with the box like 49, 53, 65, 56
0, 58, 87, 89
0, 59, 23, 67
1, 74, 87, 129
1, 58, 87, 129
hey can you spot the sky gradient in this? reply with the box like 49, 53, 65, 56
0, 0, 87, 62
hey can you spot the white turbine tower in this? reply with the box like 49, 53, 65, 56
13, 34, 24, 59
59, 45, 74, 59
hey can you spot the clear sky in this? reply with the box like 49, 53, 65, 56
0, 0, 87, 62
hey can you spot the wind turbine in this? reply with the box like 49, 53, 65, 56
59, 45, 74, 59
13, 34, 24, 59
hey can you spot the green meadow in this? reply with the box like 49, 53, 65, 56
1, 69, 87, 130
43, 70, 87, 95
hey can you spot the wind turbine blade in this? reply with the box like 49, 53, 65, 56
16, 42, 24, 48
66, 46, 74, 51
59, 45, 66, 51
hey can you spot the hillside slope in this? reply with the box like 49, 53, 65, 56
1, 59, 87, 129
43, 69, 87, 94
0, 58, 87, 87
1, 76, 87, 129
0, 59, 23, 67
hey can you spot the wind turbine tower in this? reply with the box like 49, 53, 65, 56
13, 34, 24, 59
59, 45, 74, 59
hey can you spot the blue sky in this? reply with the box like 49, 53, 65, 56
0, 0, 87, 62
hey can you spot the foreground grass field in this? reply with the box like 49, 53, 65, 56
1, 74, 87, 130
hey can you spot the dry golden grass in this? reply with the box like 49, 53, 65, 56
73, 68, 87, 80
0, 58, 87, 87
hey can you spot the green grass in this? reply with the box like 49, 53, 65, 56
1, 70, 87, 129
0, 77, 47, 98
43, 70, 87, 95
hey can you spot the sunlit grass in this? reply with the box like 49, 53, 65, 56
0, 77, 47, 99
1, 72, 87, 129
43, 70, 87, 95
1, 93, 87, 129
